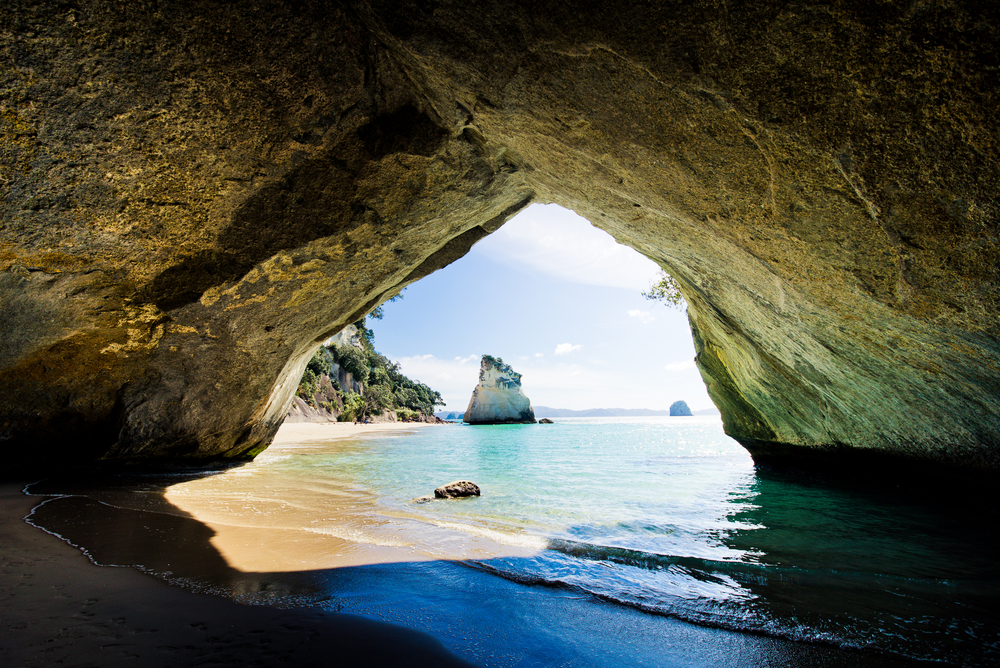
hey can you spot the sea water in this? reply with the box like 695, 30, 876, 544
297, 416, 1000, 664
25, 416, 1000, 665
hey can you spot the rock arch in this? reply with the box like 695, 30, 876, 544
2, 1, 998, 476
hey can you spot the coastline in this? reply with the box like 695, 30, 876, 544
6, 420, 934, 667
0, 482, 476, 668
161, 420, 538, 573
273, 419, 443, 444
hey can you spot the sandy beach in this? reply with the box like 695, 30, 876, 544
0, 481, 477, 668
4, 421, 931, 667
161, 421, 539, 573
2, 423, 476, 667
273, 420, 442, 444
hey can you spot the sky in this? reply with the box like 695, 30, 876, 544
370, 203, 715, 413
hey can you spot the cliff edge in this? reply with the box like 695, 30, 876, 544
464, 356, 537, 425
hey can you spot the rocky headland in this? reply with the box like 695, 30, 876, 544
463, 356, 537, 425
1, 1, 999, 483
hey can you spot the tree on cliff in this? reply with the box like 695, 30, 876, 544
360, 383, 394, 422
336, 345, 370, 384
295, 312, 443, 421
643, 270, 685, 309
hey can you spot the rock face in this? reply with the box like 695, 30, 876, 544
1, 2, 999, 480
463, 356, 537, 425
434, 480, 481, 499
669, 401, 693, 417
286, 372, 341, 423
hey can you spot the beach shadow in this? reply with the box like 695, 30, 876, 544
20, 467, 974, 668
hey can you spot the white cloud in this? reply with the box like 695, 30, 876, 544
664, 359, 697, 371
393, 354, 482, 407
627, 309, 655, 324
472, 203, 662, 291
534, 352, 544, 358
554, 343, 583, 355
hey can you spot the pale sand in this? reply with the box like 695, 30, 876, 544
0, 482, 476, 668
7, 417, 930, 667
273, 420, 440, 445
163, 420, 540, 574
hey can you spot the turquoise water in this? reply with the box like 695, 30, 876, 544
308, 417, 999, 665
25, 416, 1000, 665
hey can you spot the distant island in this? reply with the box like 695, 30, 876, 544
669, 400, 693, 416
436, 406, 719, 419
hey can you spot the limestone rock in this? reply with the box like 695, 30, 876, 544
539, 418, 555, 424
463, 357, 537, 425
669, 401, 693, 417
434, 481, 481, 499
0, 1, 999, 482
326, 325, 362, 350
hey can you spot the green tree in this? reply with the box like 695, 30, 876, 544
361, 383, 395, 420
297, 367, 319, 402
395, 387, 419, 410
643, 270, 686, 309
369, 290, 405, 320
306, 347, 333, 376
336, 344, 370, 384
370, 365, 391, 386
293, 297, 443, 421
338, 391, 364, 422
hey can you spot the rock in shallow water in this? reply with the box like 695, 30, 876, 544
434, 481, 481, 499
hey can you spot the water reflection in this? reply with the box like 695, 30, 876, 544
23, 471, 934, 668
712, 469, 1000, 664
22, 427, 1000, 668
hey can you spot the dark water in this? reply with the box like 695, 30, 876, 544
24, 417, 1000, 666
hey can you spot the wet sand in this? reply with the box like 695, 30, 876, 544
4, 421, 933, 667
0, 482, 475, 668
162, 421, 540, 573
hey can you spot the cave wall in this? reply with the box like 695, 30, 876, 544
1, 1, 998, 474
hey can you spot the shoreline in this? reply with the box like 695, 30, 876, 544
6, 421, 934, 668
4, 480, 929, 668
0, 482, 477, 668
162, 419, 538, 573
272, 419, 442, 445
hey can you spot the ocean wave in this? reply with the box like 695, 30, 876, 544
304, 524, 411, 548
546, 538, 761, 576
428, 520, 549, 551
464, 538, 1000, 666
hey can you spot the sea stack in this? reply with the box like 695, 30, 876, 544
669, 401, 693, 416
463, 356, 537, 425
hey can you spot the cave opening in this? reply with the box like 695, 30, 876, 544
364, 202, 714, 418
